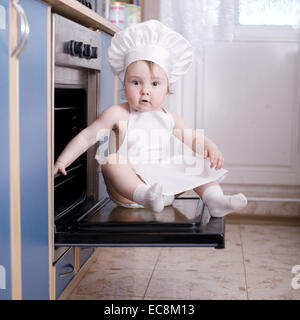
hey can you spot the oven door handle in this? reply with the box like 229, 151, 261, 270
11, 0, 30, 58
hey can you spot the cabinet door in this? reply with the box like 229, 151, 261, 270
55, 248, 75, 298
0, 0, 11, 300
19, 0, 49, 300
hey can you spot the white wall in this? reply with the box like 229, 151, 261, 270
144, 1, 300, 198
143, 0, 160, 21
171, 32, 300, 198
201, 41, 299, 185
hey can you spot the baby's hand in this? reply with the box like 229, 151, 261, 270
54, 160, 67, 176
204, 140, 224, 170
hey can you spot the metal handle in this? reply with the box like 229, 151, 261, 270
59, 264, 74, 278
11, 0, 29, 58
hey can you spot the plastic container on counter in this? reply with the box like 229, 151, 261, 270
109, 1, 126, 29
125, 4, 141, 27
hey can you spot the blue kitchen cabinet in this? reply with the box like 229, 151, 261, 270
1, 0, 117, 300
18, 0, 50, 299
0, 0, 12, 300
0, 0, 50, 300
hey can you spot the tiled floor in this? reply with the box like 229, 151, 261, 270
67, 223, 300, 300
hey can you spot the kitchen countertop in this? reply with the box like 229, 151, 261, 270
43, 0, 120, 35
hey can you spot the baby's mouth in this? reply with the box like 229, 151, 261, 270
140, 99, 150, 104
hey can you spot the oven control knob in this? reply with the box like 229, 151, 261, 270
83, 44, 92, 58
91, 46, 98, 59
69, 40, 84, 58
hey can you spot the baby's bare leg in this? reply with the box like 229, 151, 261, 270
193, 181, 219, 198
101, 153, 143, 201
101, 153, 164, 212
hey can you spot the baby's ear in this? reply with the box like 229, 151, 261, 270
119, 87, 127, 101
167, 82, 174, 95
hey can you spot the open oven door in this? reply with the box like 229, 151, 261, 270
54, 196, 225, 249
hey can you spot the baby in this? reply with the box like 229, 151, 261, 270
54, 20, 247, 216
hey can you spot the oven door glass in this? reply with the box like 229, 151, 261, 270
54, 197, 225, 248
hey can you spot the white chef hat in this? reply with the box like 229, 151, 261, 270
108, 20, 194, 85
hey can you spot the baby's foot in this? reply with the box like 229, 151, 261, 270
229, 193, 248, 211
210, 193, 248, 217
133, 183, 164, 212
144, 183, 164, 212
202, 185, 248, 218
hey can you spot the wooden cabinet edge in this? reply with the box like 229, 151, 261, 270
9, 0, 22, 300
43, 0, 120, 35
47, 3, 56, 300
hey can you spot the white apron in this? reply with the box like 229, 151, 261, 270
116, 107, 228, 196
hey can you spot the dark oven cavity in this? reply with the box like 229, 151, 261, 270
54, 88, 87, 220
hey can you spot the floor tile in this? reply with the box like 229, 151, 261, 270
156, 247, 244, 274
145, 269, 247, 300
65, 223, 300, 300
94, 247, 162, 271
69, 268, 153, 299
244, 251, 300, 275
240, 225, 300, 256
155, 225, 244, 274
246, 270, 300, 300
241, 224, 300, 300
68, 293, 143, 300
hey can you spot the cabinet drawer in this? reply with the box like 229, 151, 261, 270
55, 247, 75, 298
80, 247, 95, 268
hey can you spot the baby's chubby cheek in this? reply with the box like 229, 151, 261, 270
125, 92, 138, 106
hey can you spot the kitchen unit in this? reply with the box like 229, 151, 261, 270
0, 0, 225, 300
1, 0, 50, 300
0, 0, 119, 300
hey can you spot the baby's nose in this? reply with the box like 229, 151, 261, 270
140, 86, 150, 95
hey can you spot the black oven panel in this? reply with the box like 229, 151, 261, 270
54, 88, 88, 220
55, 197, 225, 249
54, 14, 101, 71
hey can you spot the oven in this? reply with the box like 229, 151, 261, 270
52, 14, 225, 254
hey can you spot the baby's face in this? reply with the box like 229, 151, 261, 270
124, 61, 169, 112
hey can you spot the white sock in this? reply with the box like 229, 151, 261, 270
133, 183, 164, 212
201, 185, 247, 218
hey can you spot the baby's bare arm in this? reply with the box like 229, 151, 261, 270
171, 112, 204, 152
171, 112, 224, 170
54, 105, 121, 175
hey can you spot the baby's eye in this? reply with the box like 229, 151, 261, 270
152, 81, 159, 87
132, 80, 140, 85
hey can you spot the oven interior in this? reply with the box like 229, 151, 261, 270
54, 88, 87, 221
